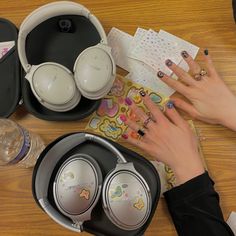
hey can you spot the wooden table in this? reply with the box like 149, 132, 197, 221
1, 0, 236, 235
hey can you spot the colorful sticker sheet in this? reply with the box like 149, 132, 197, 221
86, 74, 169, 140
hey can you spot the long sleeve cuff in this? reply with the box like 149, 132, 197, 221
164, 172, 215, 207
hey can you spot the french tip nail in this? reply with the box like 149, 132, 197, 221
166, 101, 175, 109
125, 97, 132, 106
204, 49, 209, 56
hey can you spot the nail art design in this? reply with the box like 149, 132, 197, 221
204, 49, 209, 56
139, 89, 146, 97
157, 71, 164, 78
166, 101, 174, 109
125, 97, 132, 106
181, 51, 189, 58
122, 134, 128, 139
165, 59, 173, 67
120, 114, 127, 122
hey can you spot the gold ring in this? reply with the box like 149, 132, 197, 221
194, 69, 207, 81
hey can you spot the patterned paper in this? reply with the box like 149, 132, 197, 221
128, 29, 183, 74
125, 62, 175, 97
86, 74, 169, 140
158, 30, 199, 72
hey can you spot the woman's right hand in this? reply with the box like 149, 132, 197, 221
157, 50, 236, 131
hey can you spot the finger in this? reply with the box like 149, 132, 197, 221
171, 97, 200, 119
181, 51, 201, 75
120, 114, 149, 134
202, 49, 218, 77
164, 101, 188, 127
157, 71, 191, 97
139, 90, 168, 123
121, 130, 151, 152
165, 59, 197, 86
125, 97, 154, 128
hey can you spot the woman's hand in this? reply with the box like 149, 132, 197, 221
157, 50, 236, 131
121, 95, 205, 185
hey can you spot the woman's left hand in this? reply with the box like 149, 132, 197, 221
121, 94, 205, 185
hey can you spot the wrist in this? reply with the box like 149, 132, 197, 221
220, 107, 236, 131
173, 160, 205, 185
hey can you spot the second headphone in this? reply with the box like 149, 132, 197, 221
18, 1, 116, 112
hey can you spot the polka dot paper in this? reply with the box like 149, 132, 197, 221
128, 29, 183, 75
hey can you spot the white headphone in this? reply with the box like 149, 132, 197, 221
18, 1, 116, 112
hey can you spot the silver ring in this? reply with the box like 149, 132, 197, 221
143, 116, 152, 128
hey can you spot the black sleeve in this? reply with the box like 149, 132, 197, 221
163, 172, 234, 236
233, 0, 236, 22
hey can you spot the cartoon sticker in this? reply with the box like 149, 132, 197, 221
100, 119, 122, 139
133, 198, 145, 211
97, 99, 119, 117
110, 186, 123, 199
80, 189, 90, 200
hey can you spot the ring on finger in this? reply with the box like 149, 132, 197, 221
194, 69, 208, 81
143, 116, 153, 129
137, 128, 145, 137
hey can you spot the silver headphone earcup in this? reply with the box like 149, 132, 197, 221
102, 163, 152, 231
26, 63, 81, 112
74, 44, 116, 100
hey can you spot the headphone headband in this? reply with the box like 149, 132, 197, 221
35, 133, 126, 232
18, 1, 108, 72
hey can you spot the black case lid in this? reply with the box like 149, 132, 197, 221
0, 18, 21, 117
0, 16, 103, 120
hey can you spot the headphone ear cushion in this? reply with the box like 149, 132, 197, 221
74, 45, 115, 99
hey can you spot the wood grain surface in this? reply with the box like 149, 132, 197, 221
1, 0, 236, 235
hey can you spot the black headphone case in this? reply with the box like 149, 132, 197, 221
32, 132, 161, 236
0, 16, 101, 120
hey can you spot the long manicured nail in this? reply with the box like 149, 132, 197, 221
139, 89, 146, 97
165, 59, 173, 67
157, 71, 164, 78
204, 49, 209, 56
166, 101, 175, 109
122, 134, 128, 139
181, 51, 189, 58
125, 97, 132, 106
120, 114, 127, 122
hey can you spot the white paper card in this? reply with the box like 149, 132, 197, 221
0, 41, 15, 60
125, 62, 175, 97
129, 29, 183, 75
227, 212, 236, 235
129, 27, 148, 52
107, 27, 134, 71
158, 30, 199, 71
